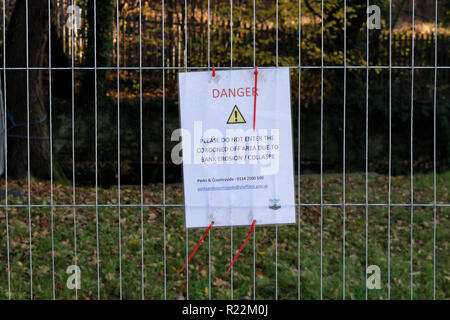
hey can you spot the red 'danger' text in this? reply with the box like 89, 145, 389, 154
212, 87, 258, 99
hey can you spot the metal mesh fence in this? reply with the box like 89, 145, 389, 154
0, 0, 448, 300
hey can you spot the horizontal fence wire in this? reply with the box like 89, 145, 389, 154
0, 204, 449, 208
0, 66, 449, 70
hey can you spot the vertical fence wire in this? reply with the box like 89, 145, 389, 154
342, 0, 347, 301
410, 0, 415, 301
2, 0, 10, 301
70, 0, 78, 300
275, 0, 279, 301
229, 0, 233, 300
184, 0, 188, 300
297, 0, 301, 301
139, 0, 145, 301
388, 0, 392, 301
433, 0, 438, 301
25, 0, 33, 300
163, 0, 167, 300
207, 0, 211, 301
319, 0, 324, 300
229, 0, 234, 300
252, 0, 256, 301
94, 0, 101, 300
115, 0, 122, 300
365, 0, 370, 301
48, 0, 56, 301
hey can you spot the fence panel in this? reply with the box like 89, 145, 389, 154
0, 0, 448, 300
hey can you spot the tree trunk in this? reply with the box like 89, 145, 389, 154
6, 0, 50, 179
51, 22, 72, 99
79, 0, 114, 109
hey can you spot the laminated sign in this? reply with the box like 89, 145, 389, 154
178, 68, 295, 228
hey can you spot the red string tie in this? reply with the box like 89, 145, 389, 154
179, 221, 214, 273
253, 66, 258, 131
227, 220, 256, 273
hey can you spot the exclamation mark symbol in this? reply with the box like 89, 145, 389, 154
227, 105, 246, 124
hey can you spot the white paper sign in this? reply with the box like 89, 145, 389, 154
178, 68, 295, 228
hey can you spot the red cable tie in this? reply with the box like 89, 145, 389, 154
227, 220, 256, 273
212, 66, 216, 77
179, 221, 214, 273
253, 66, 258, 131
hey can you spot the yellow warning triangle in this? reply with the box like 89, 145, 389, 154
226, 105, 246, 124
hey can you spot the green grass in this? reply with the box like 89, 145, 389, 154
0, 172, 448, 300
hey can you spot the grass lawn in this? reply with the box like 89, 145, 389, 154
0, 172, 448, 300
